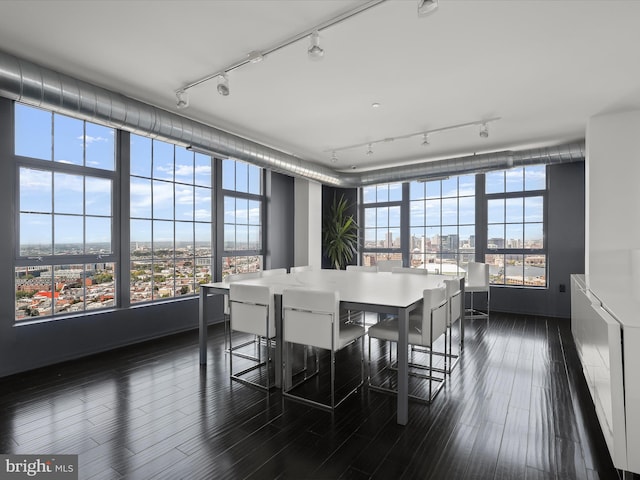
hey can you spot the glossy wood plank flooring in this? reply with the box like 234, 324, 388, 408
0, 313, 624, 480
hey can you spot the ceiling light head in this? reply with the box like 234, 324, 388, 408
175, 90, 189, 109
217, 74, 229, 96
417, 0, 439, 17
331, 151, 338, 163
308, 31, 324, 60
479, 123, 489, 138
421, 133, 430, 146
366, 143, 373, 155
247, 51, 264, 64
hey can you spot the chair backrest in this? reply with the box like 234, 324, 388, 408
376, 260, 402, 272
229, 283, 275, 338
282, 288, 340, 351
466, 262, 490, 290
225, 271, 262, 283
223, 271, 262, 314
419, 285, 448, 346
346, 265, 377, 272
443, 278, 462, 325
261, 268, 287, 277
391, 267, 428, 275
290, 265, 312, 273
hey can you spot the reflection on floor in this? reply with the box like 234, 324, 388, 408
0, 313, 621, 479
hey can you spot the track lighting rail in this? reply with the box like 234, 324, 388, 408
175, 0, 387, 97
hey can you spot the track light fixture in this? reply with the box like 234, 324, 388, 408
331, 151, 338, 163
217, 74, 229, 96
326, 117, 500, 160
175, 90, 189, 109
417, 0, 439, 17
308, 31, 324, 60
174, 1, 387, 107
247, 51, 264, 64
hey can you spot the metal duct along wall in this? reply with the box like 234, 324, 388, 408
341, 143, 585, 186
0, 50, 584, 186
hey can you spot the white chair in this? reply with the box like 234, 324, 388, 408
443, 278, 462, 374
367, 285, 448, 403
229, 283, 276, 390
466, 262, 490, 320
223, 271, 261, 353
282, 287, 366, 410
376, 259, 402, 272
391, 267, 428, 275
290, 265, 312, 273
346, 265, 377, 272
261, 268, 287, 277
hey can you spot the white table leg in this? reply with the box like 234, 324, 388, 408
274, 294, 282, 388
459, 277, 465, 346
397, 307, 409, 425
199, 286, 207, 365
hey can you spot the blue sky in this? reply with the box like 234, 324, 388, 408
17, 106, 262, 254
17, 102, 542, 254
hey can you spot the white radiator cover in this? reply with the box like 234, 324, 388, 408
571, 274, 640, 475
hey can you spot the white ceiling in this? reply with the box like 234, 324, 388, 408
1, 0, 639, 173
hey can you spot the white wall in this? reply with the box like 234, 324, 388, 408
294, 178, 322, 269
583, 108, 640, 476
586, 109, 640, 283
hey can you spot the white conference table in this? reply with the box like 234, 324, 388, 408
199, 269, 465, 425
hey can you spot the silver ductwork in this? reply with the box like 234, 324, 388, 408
0, 50, 584, 187
340, 142, 585, 186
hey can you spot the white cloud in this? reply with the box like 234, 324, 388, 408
79, 134, 109, 145
20, 169, 51, 189
194, 209, 211, 220
175, 164, 194, 178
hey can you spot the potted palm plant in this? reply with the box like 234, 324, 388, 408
322, 194, 359, 270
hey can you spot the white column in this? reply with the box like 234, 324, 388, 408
294, 178, 322, 269
585, 108, 640, 477
586, 109, 640, 282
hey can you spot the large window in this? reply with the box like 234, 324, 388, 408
15, 103, 116, 320
361, 167, 547, 288
222, 159, 263, 277
485, 165, 546, 286
409, 175, 475, 275
362, 183, 403, 266
12, 103, 266, 320
130, 135, 213, 303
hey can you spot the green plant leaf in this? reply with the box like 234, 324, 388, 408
323, 194, 359, 270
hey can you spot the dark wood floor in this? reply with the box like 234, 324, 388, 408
0, 313, 623, 480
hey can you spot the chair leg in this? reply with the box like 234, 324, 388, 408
360, 335, 365, 389
367, 335, 372, 384
226, 321, 259, 357
229, 327, 233, 378
467, 291, 489, 321
471, 291, 474, 318
443, 329, 448, 374
446, 321, 452, 374
429, 343, 433, 401
368, 339, 445, 404
257, 337, 261, 364
224, 313, 229, 352
264, 337, 269, 390
330, 350, 336, 410
285, 339, 364, 412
